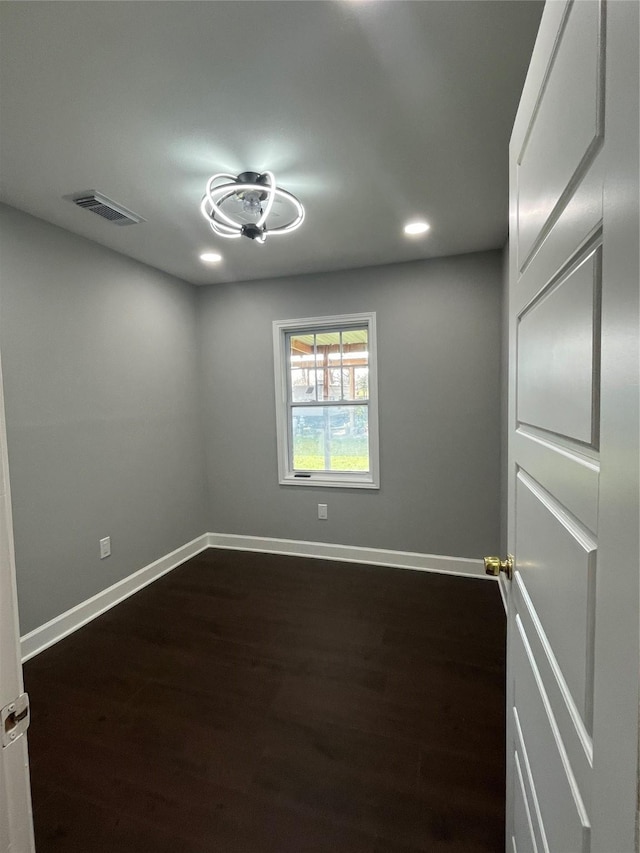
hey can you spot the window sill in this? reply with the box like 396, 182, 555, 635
279, 472, 379, 489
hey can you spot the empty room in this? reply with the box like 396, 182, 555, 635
0, 2, 638, 851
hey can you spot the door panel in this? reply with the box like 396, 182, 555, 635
507, 1, 639, 851
514, 575, 593, 802
516, 150, 603, 320
513, 428, 599, 533
513, 617, 590, 853
515, 471, 595, 725
513, 749, 539, 853
517, 0, 603, 267
517, 250, 600, 444
513, 710, 547, 853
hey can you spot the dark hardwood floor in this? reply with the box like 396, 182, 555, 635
24, 549, 506, 852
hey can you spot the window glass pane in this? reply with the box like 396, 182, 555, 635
290, 333, 315, 355
290, 369, 317, 402
340, 366, 369, 401
340, 329, 369, 401
343, 329, 368, 360
326, 368, 342, 400
315, 331, 341, 348
289, 333, 318, 401
291, 406, 369, 472
291, 328, 369, 402
315, 332, 340, 401
354, 366, 369, 400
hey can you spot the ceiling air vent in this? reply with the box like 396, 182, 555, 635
65, 191, 144, 225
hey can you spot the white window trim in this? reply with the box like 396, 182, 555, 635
273, 312, 380, 489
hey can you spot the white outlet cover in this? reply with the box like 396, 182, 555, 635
99, 536, 111, 559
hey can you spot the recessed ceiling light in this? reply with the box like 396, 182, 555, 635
403, 221, 430, 236
200, 252, 222, 263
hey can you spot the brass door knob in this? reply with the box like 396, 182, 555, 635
484, 555, 513, 581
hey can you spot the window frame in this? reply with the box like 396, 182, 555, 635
273, 312, 380, 489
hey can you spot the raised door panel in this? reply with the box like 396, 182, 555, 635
513, 428, 599, 534
517, 0, 603, 268
513, 618, 590, 853
517, 248, 600, 446
512, 749, 539, 853
515, 471, 596, 729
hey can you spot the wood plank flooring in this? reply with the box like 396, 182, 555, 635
23, 549, 506, 852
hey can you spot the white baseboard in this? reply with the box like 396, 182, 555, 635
21, 532, 495, 662
20, 534, 209, 662
206, 532, 493, 581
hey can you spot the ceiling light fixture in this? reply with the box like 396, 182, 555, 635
200, 252, 222, 263
201, 171, 305, 244
404, 220, 430, 236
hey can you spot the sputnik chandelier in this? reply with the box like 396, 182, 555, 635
200, 170, 305, 244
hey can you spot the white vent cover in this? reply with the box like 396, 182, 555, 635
65, 191, 144, 225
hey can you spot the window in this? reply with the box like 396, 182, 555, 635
273, 312, 379, 488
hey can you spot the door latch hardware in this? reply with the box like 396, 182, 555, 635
484, 555, 514, 581
1, 693, 30, 748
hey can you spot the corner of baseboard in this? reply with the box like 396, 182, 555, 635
21, 532, 497, 662
20, 533, 209, 662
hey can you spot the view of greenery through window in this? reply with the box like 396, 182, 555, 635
288, 328, 370, 472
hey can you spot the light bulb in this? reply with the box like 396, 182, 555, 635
241, 191, 262, 217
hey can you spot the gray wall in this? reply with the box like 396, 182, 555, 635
198, 251, 503, 559
0, 204, 503, 636
0, 205, 208, 634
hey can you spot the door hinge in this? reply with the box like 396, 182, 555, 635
1, 692, 30, 748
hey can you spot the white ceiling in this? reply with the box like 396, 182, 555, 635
0, 1, 543, 286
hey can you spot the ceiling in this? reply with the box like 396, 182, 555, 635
0, 1, 543, 286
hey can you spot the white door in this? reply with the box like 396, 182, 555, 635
0, 345, 34, 850
504, 1, 639, 852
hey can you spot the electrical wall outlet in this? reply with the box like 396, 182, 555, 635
99, 536, 111, 559
318, 504, 328, 520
